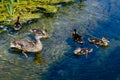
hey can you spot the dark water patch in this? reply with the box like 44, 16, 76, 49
92, 16, 120, 41
41, 46, 119, 80
41, 50, 99, 80
96, 46, 120, 80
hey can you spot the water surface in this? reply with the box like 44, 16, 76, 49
0, 0, 120, 80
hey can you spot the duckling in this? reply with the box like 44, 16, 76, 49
88, 37, 110, 47
74, 47, 93, 56
72, 29, 83, 44
13, 16, 22, 30
10, 29, 48, 58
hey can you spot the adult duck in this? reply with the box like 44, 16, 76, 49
88, 37, 110, 47
72, 29, 83, 44
10, 29, 48, 58
13, 16, 22, 30
74, 47, 93, 56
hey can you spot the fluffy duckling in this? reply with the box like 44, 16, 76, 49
10, 29, 48, 58
72, 29, 83, 44
74, 47, 93, 56
13, 16, 22, 30
88, 37, 110, 47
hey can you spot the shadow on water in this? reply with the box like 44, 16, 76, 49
66, 37, 80, 49
34, 51, 44, 65
9, 47, 44, 65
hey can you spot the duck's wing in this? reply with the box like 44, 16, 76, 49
11, 39, 35, 50
19, 39, 35, 47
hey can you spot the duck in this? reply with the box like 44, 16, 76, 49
88, 37, 110, 47
74, 47, 93, 56
13, 16, 22, 30
10, 29, 48, 58
72, 29, 83, 44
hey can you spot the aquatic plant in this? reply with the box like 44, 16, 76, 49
0, 0, 75, 23
6, 0, 14, 16
16, 0, 19, 2
10, 0, 14, 5
78, 1, 84, 9
1, 0, 4, 4
6, 3, 14, 16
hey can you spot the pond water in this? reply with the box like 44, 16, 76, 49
0, 0, 120, 80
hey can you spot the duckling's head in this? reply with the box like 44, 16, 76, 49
87, 48, 93, 53
74, 48, 81, 55
102, 37, 110, 46
73, 29, 77, 33
74, 29, 76, 32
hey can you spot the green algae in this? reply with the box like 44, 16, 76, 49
0, 0, 74, 25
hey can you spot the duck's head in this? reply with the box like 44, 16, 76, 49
30, 29, 49, 38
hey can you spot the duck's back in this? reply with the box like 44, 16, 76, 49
11, 39, 42, 52
13, 22, 22, 30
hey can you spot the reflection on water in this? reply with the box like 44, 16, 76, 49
0, 0, 120, 80
34, 51, 44, 65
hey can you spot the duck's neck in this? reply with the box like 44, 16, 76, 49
35, 36, 42, 44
